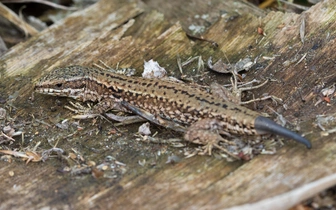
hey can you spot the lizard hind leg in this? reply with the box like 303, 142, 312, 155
184, 119, 240, 159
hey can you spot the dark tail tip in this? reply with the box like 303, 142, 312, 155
254, 116, 312, 149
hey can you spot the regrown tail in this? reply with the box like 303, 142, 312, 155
254, 116, 311, 149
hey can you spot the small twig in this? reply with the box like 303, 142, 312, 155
294, 53, 307, 67
186, 33, 218, 47
1, 131, 15, 142
34, 119, 52, 127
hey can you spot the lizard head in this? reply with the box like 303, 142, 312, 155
34, 65, 89, 101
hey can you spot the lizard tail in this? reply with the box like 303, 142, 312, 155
254, 116, 312, 149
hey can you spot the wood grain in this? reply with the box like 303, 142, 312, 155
0, 0, 335, 209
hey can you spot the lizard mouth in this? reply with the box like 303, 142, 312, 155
34, 84, 85, 101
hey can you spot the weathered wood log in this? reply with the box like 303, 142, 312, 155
0, 0, 335, 209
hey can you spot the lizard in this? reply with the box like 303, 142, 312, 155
34, 65, 311, 159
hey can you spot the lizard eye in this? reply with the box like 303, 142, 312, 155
55, 83, 62, 88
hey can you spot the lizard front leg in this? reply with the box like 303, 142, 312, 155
65, 98, 145, 124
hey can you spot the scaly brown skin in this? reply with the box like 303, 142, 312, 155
34, 66, 311, 158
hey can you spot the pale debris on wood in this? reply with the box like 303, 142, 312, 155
316, 113, 336, 131
300, 15, 306, 44
321, 84, 335, 96
207, 57, 255, 74
0, 108, 6, 119
138, 159, 146, 166
138, 122, 151, 136
315, 113, 336, 136
1, 124, 22, 144
166, 155, 181, 164
142, 59, 167, 79
314, 83, 335, 106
